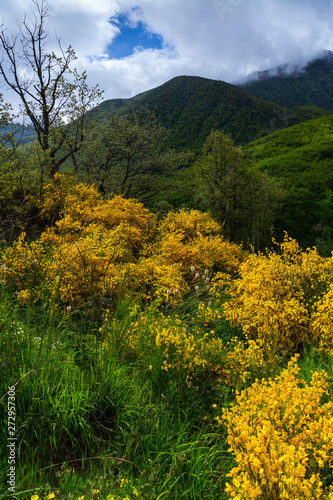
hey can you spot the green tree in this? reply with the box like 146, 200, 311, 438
241, 166, 285, 248
195, 130, 284, 246
0, 95, 32, 203
77, 107, 192, 202
195, 130, 245, 240
0, 0, 103, 178
0, 95, 22, 167
0, 94, 40, 240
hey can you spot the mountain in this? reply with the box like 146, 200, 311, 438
0, 123, 35, 145
99, 75, 328, 152
9, 72, 330, 153
243, 114, 333, 251
239, 50, 333, 111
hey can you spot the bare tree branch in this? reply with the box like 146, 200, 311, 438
0, 0, 103, 178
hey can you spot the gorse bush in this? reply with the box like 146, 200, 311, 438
2, 176, 333, 499
1, 174, 244, 311
100, 302, 265, 390
224, 234, 333, 355
311, 283, 333, 350
219, 355, 333, 499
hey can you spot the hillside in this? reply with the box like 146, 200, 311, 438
243, 114, 333, 251
99, 75, 328, 152
10, 73, 330, 152
240, 50, 333, 111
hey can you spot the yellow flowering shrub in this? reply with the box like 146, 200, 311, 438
195, 301, 224, 326
310, 283, 333, 350
101, 302, 265, 390
38, 175, 152, 252
220, 356, 333, 499
111, 310, 213, 387
0, 232, 48, 295
1, 176, 244, 311
17, 288, 33, 305
223, 338, 265, 387
126, 257, 188, 303
149, 211, 244, 282
185, 302, 265, 387
156, 327, 265, 389
27, 173, 101, 225
193, 235, 243, 276
157, 208, 221, 240
154, 315, 208, 387
224, 234, 333, 355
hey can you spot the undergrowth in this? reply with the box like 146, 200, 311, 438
1, 177, 333, 499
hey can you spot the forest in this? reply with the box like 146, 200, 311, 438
1, 2, 333, 500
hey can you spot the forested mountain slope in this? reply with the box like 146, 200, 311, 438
99, 75, 328, 152
243, 114, 333, 251
240, 50, 333, 111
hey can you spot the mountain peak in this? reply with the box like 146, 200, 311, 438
243, 50, 333, 84
239, 50, 333, 111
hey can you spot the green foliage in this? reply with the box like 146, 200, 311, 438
76, 106, 192, 203
99, 76, 327, 153
243, 114, 333, 251
195, 131, 245, 240
0, 96, 41, 241
195, 131, 284, 248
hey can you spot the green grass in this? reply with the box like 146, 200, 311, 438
1, 278, 332, 500
0, 287, 237, 500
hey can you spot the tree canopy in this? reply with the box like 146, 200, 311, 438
195, 130, 284, 247
77, 107, 192, 203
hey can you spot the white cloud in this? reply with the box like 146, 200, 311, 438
1, 0, 333, 110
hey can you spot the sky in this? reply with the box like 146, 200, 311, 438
1, 0, 333, 109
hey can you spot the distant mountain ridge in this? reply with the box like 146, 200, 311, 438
99, 75, 328, 152
10, 51, 333, 152
239, 50, 333, 111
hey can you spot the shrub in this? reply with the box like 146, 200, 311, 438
1, 176, 244, 312
224, 234, 333, 355
220, 355, 333, 499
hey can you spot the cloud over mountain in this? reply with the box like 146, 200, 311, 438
1, 0, 333, 106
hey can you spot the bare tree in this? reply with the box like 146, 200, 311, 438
0, 0, 103, 177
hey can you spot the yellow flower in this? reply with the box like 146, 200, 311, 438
92, 491, 99, 495
47, 494, 55, 500
31, 496, 39, 500
221, 356, 333, 498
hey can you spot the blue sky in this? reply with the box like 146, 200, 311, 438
1, 0, 333, 109
108, 13, 164, 59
